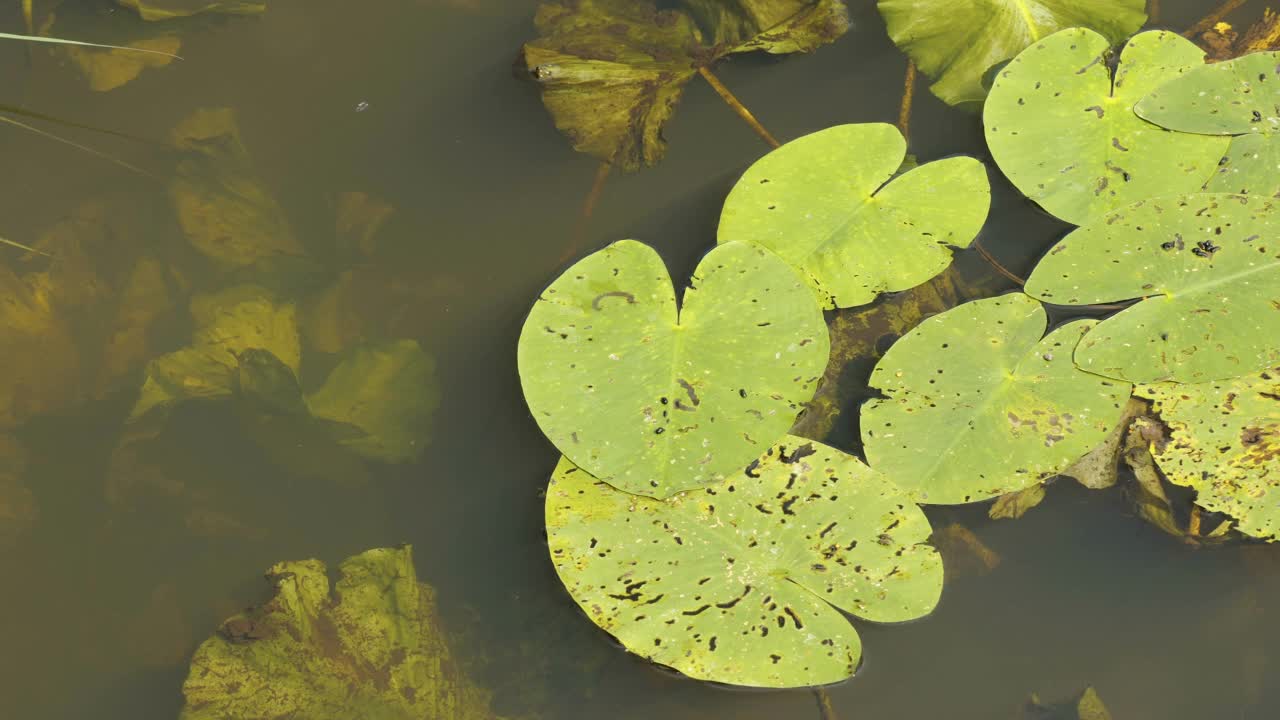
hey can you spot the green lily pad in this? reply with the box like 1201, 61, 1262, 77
681, 0, 850, 55
1136, 370, 1280, 540
117, 0, 265, 21
518, 0, 848, 170
306, 339, 439, 464
130, 285, 300, 421
878, 0, 1147, 106
1136, 51, 1280, 197
718, 123, 990, 309
519, 240, 828, 498
180, 546, 501, 720
546, 436, 942, 688
862, 294, 1132, 505
984, 29, 1230, 225
1024, 192, 1280, 383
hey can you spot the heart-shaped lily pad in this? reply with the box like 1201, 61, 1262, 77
878, 0, 1147, 106
717, 123, 990, 309
1025, 192, 1280, 383
1137, 50, 1280, 196
985, 29, 1230, 225
546, 436, 942, 688
861, 293, 1132, 505
1136, 371, 1280, 540
518, 240, 829, 498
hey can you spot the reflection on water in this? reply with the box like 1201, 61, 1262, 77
1, 0, 1279, 718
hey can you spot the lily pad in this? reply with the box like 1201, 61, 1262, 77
718, 123, 990, 309
518, 0, 848, 170
130, 285, 299, 421
878, 0, 1147, 106
681, 0, 850, 55
1137, 50, 1280, 197
546, 436, 942, 688
861, 294, 1132, 505
985, 29, 1230, 225
180, 546, 501, 720
1136, 370, 1280, 540
170, 108, 305, 268
118, 0, 265, 20
518, 240, 829, 498
1024, 192, 1280, 383
305, 339, 439, 463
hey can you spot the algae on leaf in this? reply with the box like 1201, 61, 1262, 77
1025, 193, 1280, 384
985, 29, 1229, 225
1138, 50, 1280, 196
181, 546, 501, 720
118, 0, 265, 20
518, 240, 829, 498
1136, 371, 1280, 540
719, 123, 990, 309
862, 294, 1131, 505
681, 0, 850, 55
517, 0, 703, 171
306, 339, 439, 463
878, 0, 1146, 106
546, 437, 942, 688
518, 0, 849, 170
169, 108, 304, 268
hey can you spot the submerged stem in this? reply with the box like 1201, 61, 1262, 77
897, 60, 917, 140
1184, 0, 1248, 37
812, 688, 838, 720
1149, 0, 1160, 23
0, 114, 159, 179
698, 66, 780, 149
971, 239, 1026, 286
561, 160, 613, 264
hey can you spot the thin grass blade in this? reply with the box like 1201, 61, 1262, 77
0, 31, 182, 59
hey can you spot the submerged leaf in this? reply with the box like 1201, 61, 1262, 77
130, 285, 299, 421
930, 522, 1000, 579
681, 0, 850, 55
180, 546, 501, 720
862, 294, 1131, 505
719, 124, 990, 309
517, 0, 702, 170
169, 108, 304, 267
989, 483, 1046, 519
878, 0, 1147, 106
305, 340, 438, 463
117, 0, 266, 21
985, 29, 1229, 225
96, 255, 173, 395
1136, 370, 1280, 540
1025, 192, 1280, 383
546, 437, 942, 688
1060, 397, 1146, 490
65, 35, 181, 92
1025, 686, 1113, 720
518, 240, 829, 498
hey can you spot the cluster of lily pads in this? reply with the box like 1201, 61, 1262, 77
517, 23, 1280, 688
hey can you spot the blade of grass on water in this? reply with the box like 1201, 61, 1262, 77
0, 234, 49, 256
0, 31, 183, 59
0, 114, 158, 179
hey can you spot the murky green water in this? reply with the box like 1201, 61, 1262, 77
2, 0, 1279, 718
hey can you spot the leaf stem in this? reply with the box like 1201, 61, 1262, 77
812, 688, 838, 720
698, 66, 780, 149
0, 114, 159, 179
897, 60, 917, 140
1148, 0, 1160, 23
971, 240, 1026, 286
1184, 0, 1249, 37
561, 160, 612, 264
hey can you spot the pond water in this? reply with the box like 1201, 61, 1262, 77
2, 0, 1278, 718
